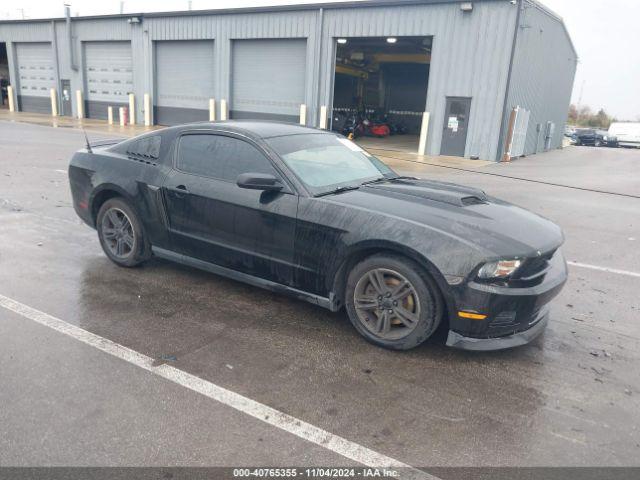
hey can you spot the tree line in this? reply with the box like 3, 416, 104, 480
567, 105, 616, 129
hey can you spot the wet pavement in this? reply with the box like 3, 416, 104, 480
1, 120, 639, 469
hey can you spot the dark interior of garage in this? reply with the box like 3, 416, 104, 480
0, 42, 8, 109
331, 36, 431, 151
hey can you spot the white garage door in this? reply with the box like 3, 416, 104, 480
15, 42, 55, 113
231, 39, 306, 121
155, 40, 215, 125
84, 41, 133, 105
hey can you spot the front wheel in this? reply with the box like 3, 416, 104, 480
345, 254, 443, 350
96, 197, 150, 267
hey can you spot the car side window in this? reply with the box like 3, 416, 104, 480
177, 134, 278, 181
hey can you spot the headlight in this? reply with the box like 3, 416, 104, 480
477, 259, 522, 279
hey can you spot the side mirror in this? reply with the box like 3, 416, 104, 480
236, 173, 283, 191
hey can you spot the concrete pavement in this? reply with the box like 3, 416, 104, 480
0, 120, 639, 471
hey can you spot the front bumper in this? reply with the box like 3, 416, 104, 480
447, 308, 549, 351
446, 250, 567, 351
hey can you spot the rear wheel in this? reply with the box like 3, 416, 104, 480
345, 254, 442, 350
96, 198, 150, 267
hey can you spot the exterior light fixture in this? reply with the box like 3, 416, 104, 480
460, 2, 473, 11
337, 38, 348, 44
386, 37, 397, 44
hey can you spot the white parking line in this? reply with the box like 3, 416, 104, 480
568, 261, 640, 279
0, 293, 436, 480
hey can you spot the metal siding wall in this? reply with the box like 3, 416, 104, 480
0, 22, 52, 42
319, 2, 518, 160
504, 1, 577, 156
1, 1, 518, 148
54, 21, 70, 79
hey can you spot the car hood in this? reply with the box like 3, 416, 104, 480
323, 178, 564, 258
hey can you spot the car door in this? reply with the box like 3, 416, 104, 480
162, 131, 298, 286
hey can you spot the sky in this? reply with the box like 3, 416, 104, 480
2, 0, 639, 120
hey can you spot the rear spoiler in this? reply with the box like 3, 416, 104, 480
89, 139, 122, 148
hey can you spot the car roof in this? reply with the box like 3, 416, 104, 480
173, 120, 330, 140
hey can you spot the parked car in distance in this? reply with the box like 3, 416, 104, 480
608, 122, 640, 148
573, 128, 618, 147
564, 125, 577, 137
68, 121, 568, 352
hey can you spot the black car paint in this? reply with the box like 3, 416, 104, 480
69, 121, 568, 350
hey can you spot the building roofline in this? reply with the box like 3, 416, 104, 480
524, 0, 578, 60
0, 0, 577, 61
0, 0, 504, 24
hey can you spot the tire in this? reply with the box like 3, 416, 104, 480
345, 254, 443, 350
96, 197, 150, 267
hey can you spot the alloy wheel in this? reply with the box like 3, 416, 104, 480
101, 207, 135, 259
353, 268, 421, 340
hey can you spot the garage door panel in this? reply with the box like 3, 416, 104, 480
231, 39, 306, 121
84, 41, 133, 119
155, 40, 215, 126
15, 42, 55, 113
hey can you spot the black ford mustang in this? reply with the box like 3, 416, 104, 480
69, 121, 567, 351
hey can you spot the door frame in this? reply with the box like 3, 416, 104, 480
440, 96, 472, 157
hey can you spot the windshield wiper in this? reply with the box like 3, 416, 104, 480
391, 175, 418, 181
360, 177, 389, 186
361, 175, 418, 187
315, 185, 361, 197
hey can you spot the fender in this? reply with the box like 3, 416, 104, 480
328, 239, 457, 319
89, 182, 139, 226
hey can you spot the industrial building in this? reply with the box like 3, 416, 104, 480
0, 0, 577, 161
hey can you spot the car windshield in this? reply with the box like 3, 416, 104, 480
266, 134, 396, 195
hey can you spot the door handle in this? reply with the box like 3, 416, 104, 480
169, 184, 189, 198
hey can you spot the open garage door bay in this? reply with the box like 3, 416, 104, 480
84, 41, 133, 120
330, 37, 431, 154
155, 40, 215, 126
231, 39, 306, 123
15, 42, 55, 113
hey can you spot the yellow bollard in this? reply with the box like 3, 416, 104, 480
144, 93, 151, 126
50, 88, 58, 116
107, 106, 114, 125
220, 99, 228, 121
76, 90, 84, 119
299, 104, 307, 126
7, 85, 15, 112
418, 112, 430, 156
128, 93, 135, 125
319, 106, 327, 129
209, 98, 216, 122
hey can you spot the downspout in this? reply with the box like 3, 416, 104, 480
51, 20, 61, 111
66, 5, 78, 71
312, 7, 324, 128
496, 0, 523, 161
